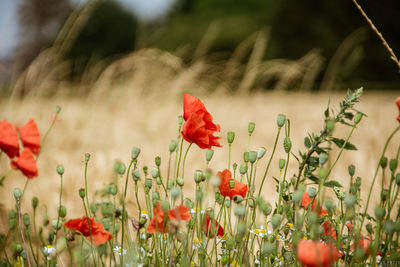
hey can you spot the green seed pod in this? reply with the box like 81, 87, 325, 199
206, 149, 214, 162
278, 159, 285, 170
101, 202, 114, 218
366, 223, 373, 235
350, 185, 358, 195
262, 242, 276, 256
8, 219, 16, 230
237, 222, 247, 235
271, 214, 282, 229
167, 179, 174, 189
216, 194, 224, 205
383, 220, 395, 234
319, 153, 329, 166
248, 122, 255, 134
390, 159, 398, 172
32, 197, 38, 209
233, 195, 244, 204
239, 164, 248, 175
169, 140, 177, 153
131, 147, 141, 160
229, 179, 235, 189
227, 131, 235, 144
318, 168, 328, 180
56, 165, 64, 176
260, 203, 272, 216
156, 177, 162, 185
58, 205, 67, 218
344, 194, 356, 207
220, 255, 229, 266
108, 183, 117, 195
102, 218, 111, 231
131, 169, 141, 182
257, 147, 266, 159
170, 187, 180, 199
248, 151, 257, 164
155, 156, 161, 167
13, 188, 22, 201
234, 206, 246, 217
226, 238, 235, 250
152, 191, 160, 202
325, 199, 335, 211
139, 217, 147, 227
84, 153, 91, 163
243, 152, 249, 163
354, 112, 363, 124
151, 168, 159, 179
79, 188, 85, 199
380, 157, 388, 169
8, 210, 16, 219
381, 189, 389, 202
283, 136, 292, 153
114, 222, 120, 233
145, 178, 153, 189
355, 177, 362, 187
293, 190, 304, 204
307, 187, 317, 198
276, 114, 286, 128
348, 165, 355, 177
176, 177, 184, 187
161, 200, 170, 213
194, 170, 203, 183
374, 206, 386, 220
22, 213, 30, 227
15, 243, 23, 254
396, 173, 400, 186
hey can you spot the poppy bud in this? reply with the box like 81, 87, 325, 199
380, 157, 388, 169
355, 177, 362, 187
8, 219, 16, 230
206, 149, 214, 162
221, 255, 228, 266
350, 185, 358, 195
257, 147, 266, 159
169, 140, 177, 153
325, 120, 335, 133
79, 188, 85, 199
152, 192, 160, 202
389, 159, 398, 172
216, 193, 224, 205
114, 222, 120, 233
278, 159, 285, 170
366, 223, 373, 235
249, 151, 257, 163
248, 198, 256, 208
102, 218, 111, 231
143, 166, 148, 176
344, 194, 356, 207
271, 214, 282, 229
58, 205, 67, 218
243, 152, 249, 163
234, 206, 246, 217
151, 168, 159, 178
8, 210, 16, 219
101, 202, 114, 217
176, 177, 184, 187
144, 179, 152, 190
233, 195, 244, 204
348, 165, 355, 176
170, 187, 180, 199
262, 242, 276, 256
237, 222, 247, 235
178, 115, 184, 127
139, 217, 147, 227
13, 188, 22, 201
155, 156, 161, 167
114, 161, 126, 175
248, 122, 255, 135
260, 203, 272, 216
89, 203, 97, 215
318, 168, 328, 180
325, 199, 335, 211
283, 137, 292, 153
307, 212, 318, 225
131, 169, 141, 181
226, 238, 235, 250
381, 189, 389, 202
384, 220, 395, 234
156, 177, 162, 185
239, 164, 248, 175
22, 214, 30, 227
56, 105, 62, 114
161, 200, 170, 212
319, 153, 329, 166
354, 112, 363, 124
225, 199, 231, 208
229, 179, 235, 189
307, 187, 317, 198
32, 197, 38, 209
85, 153, 91, 163
396, 173, 400, 186
227, 131, 235, 144
277, 114, 286, 128
194, 170, 203, 183
56, 165, 64, 176
131, 147, 141, 160
374, 206, 385, 220
43, 214, 49, 226
167, 179, 174, 189
108, 183, 117, 195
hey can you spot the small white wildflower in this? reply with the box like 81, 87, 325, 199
140, 210, 149, 220
113, 246, 127, 256
250, 226, 268, 238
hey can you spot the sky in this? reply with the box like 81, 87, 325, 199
0, 0, 176, 59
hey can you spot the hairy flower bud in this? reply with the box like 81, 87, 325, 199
194, 170, 203, 183
271, 214, 282, 229
248, 122, 255, 135
278, 159, 285, 170
176, 177, 184, 187
132, 169, 141, 181
348, 165, 355, 177
227, 131, 235, 144
380, 157, 388, 169
206, 149, 214, 162
131, 147, 141, 160
151, 168, 159, 179
243, 152, 249, 163
113, 160, 126, 175
169, 140, 177, 153
13, 188, 22, 201
276, 114, 286, 128
234, 206, 246, 217
56, 165, 64, 176
32, 197, 38, 209
374, 206, 386, 220
170, 187, 180, 199
249, 151, 257, 164
58, 206, 67, 218
389, 159, 398, 172
283, 137, 292, 153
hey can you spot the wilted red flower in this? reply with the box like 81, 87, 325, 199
396, 96, 400, 122
202, 211, 224, 238
0, 120, 19, 158
11, 148, 38, 178
17, 119, 41, 155
322, 221, 337, 240
297, 240, 339, 267
181, 94, 221, 149
146, 203, 191, 234
218, 169, 249, 200
301, 192, 327, 216
65, 216, 112, 246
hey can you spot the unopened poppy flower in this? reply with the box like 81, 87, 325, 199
396, 96, 400, 122
181, 94, 221, 149
17, 119, 41, 155
202, 211, 224, 238
0, 120, 19, 158
322, 221, 337, 240
297, 240, 339, 267
65, 216, 112, 246
300, 192, 327, 216
146, 203, 191, 234
218, 169, 249, 200
11, 148, 38, 178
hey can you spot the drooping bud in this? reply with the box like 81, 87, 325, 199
248, 151, 257, 163
257, 147, 266, 159
206, 149, 214, 162
248, 122, 255, 135
169, 140, 177, 153
381, 189, 389, 202
132, 169, 141, 181
131, 147, 141, 160
276, 114, 286, 128
155, 156, 161, 167
396, 173, 400, 186
227, 132, 235, 144
283, 137, 292, 153
56, 165, 64, 176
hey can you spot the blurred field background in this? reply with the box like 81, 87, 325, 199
0, 0, 399, 232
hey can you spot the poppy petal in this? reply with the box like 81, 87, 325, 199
0, 120, 20, 158
10, 148, 38, 178
17, 119, 41, 155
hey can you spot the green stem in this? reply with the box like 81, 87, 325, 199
181, 142, 193, 181
82, 198, 97, 267
55, 173, 63, 249
121, 159, 134, 267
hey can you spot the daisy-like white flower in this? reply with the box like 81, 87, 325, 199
43, 245, 56, 260
216, 235, 228, 244
286, 222, 295, 231
254, 258, 261, 265
140, 210, 149, 220
189, 207, 205, 214
192, 237, 204, 250
250, 226, 268, 238
113, 246, 127, 256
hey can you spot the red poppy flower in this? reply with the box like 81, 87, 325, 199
181, 94, 221, 149
300, 192, 327, 216
297, 240, 339, 267
202, 211, 224, 238
0, 120, 20, 158
65, 216, 112, 246
11, 148, 38, 178
147, 203, 191, 234
396, 96, 400, 122
350, 235, 382, 256
322, 221, 337, 240
17, 119, 41, 155
218, 169, 249, 200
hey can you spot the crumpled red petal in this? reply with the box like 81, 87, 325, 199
0, 120, 20, 158
17, 119, 41, 155
218, 169, 249, 200
11, 148, 38, 178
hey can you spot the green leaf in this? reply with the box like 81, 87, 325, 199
0, 175, 5, 186
332, 138, 357, 150
324, 180, 343, 188
308, 175, 320, 184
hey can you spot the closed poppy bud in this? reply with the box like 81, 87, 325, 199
366, 223, 373, 235
239, 164, 248, 175
8, 210, 16, 219
131, 147, 141, 160
194, 170, 203, 183
248, 122, 255, 134
348, 165, 355, 176
178, 115, 184, 127
131, 169, 141, 181
155, 156, 161, 167
226, 238, 235, 250
307, 187, 317, 198
79, 188, 85, 199
380, 157, 388, 168
109, 183, 117, 195
13, 188, 22, 201
257, 147, 266, 159
261, 203, 272, 216
390, 159, 398, 172
170, 187, 180, 199
85, 153, 91, 163
206, 149, 214, 162
355, 177, 362, 187
227, 132, 235, 144
271, 214, 282, 229
374, 206, 385, 220
143, 166, 148, 176
114, 160, 126, 175
152, 192, 160, 202
57, 165, 64, 176
277, 114, 286, 128
89, 203, 97, 215
396, 173, 400, 186
229, 179, 235, 189
167, 179, 174, 189
354, 112, 363, 124
151, 168, 159, 178
32, 197, 38, 209
169, 140, 177, 153
293, 190, 304, 204
283, 137, 292, 153
381, 189, 389, 202
249, 151, 257, 163
243, 152, 249, 163
101, 202, 114, 217
22, 213, 30, 227
176, 177, 184, 187
234, 206, 246, 217
58, 205, 67, 218
344, 194, 356, 207
8, 219, 16, 230
237, 222, 247, 235
319, 153, 329, 166
278, 159, 285, 170
156, 177, 162, 185
325, 199, 335, 211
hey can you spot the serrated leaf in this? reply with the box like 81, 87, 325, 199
323, 180, 343, 188
332, 138, 357, 150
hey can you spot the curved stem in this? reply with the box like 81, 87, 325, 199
181, 142, 193, 181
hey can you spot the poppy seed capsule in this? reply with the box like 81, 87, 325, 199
114, 161, 126, 175
79, 188, 85, 199
52, 220, 62, 230
226, 238, 235, 250
271, 214, 282, 229
131, 147, 141, 160
307, 187, 317, 198
225, 199, 231, 208
151, 168, 159, 178
389, 159, 398, 172
257, 147, 266, 159
58, 206, 67, 218
109, 183, 117, 195
283, 136, 292, 153
206, 149, 214, 162
355, 177, 362, 187
354, 112, 363, 124
13, 188, 22, 201
170, 187, 180, 199
278, 159, 285, 170
155, 156, 161, 167
239, 164, 248, 175
22, 214, 30, 227
232, 163, 238, 172
194, 170, 203, 183
248, 122, 255, 134
380, 157, 388, 168
176, 177, 184, 187
374, 206, 386, 220
348, 165, 355, 176
32, 197, 38, 209
325, 199, 335, 211
56, 165, 64, 176
56, 105, 62, 114
142, 166, 148, 176
344, 194, 356, 207
249, 151, 257, 163
169, 140, 177, 153
227, 131, 235, 144
276, 114, 286, 128
131, 169, 141, 181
